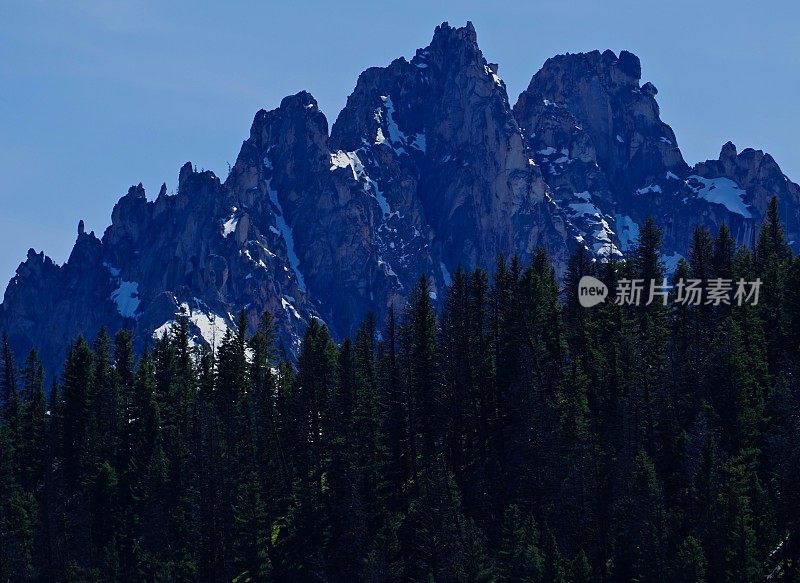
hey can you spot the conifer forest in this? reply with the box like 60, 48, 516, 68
3, 201, 800, 582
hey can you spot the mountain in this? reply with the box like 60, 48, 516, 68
513, 48, 800, 266
2, 21, 799, 377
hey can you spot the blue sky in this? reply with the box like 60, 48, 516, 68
1, 0, 798, 285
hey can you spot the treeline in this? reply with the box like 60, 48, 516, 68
2, 198, 800, 581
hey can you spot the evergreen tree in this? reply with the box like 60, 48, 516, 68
497, 505, 543, 582
18, 350, 46, 494
672, 536, 707, 582
278, 319, 338, 580
755, 196, 792, 371
612, 450, 667, 582
1, 400, 29, 580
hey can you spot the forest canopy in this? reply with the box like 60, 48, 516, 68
2, 199, 800, 582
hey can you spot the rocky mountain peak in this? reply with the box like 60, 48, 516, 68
11, 249, 60, 289
3, 22, 800, 379
515, 49, 687, 194
280, 90, 318, 111
692, 141, 800, 237
615, 50, 642, 83
720, 140, 738, 164
181, 167, 221, 192
423, 21, 482, 70
129, 183, 147, 199
695, 141, 784, 190
430, 20, 478, 51
178, 161, 194, 189
68, 225, 102, 265
329, 20, 568, 278
512, 49, 679, 259
526, 49, 639, 100
232, 91, 329, 188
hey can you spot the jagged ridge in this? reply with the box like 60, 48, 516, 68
2, 21, 799, 377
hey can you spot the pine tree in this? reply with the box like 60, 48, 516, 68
352, 316, 391, 553
0, 333, 20, 482
209, 311, 256, 579
672, 536, 707, 582
542, 532, 568, 583
612, 450, 667, 582
121, 351, 168, 577
377, 306, 408, 512
454, 518, 495, 583
325, 337, 359, 575
278, 319, 338, 579
570, 550, 592, 583
59, 336, 96, 576
249, 311, 291, 506
497, 505, 544, 582
755, 196, 792, 372
713, 223, 735, 280
231, 469, 273, 582
715, 460, 762, 581
90, 461, 120, 576
1, 333, 18, 417
686, 225, 716, 407
18, 350, 46, 494
630, 218, 670, 459
407, 275, 439, 466
3, 349, 46, 580
164, 316, 200, 578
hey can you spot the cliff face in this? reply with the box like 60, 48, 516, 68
1, 164, 320, 378
513, 49, 800, 264
514, 49, 687, 258
331, 22, 569, 276
691, 142, 800, 245
226, 21, 571, 338
2, 22, 799, 377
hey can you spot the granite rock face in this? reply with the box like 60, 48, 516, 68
690, 142, 800, 246
226, 21, 572, 339
1, 165, 319, 378
513, 49, 800, 266
2, 22, 799, 377
513, 48, 693, 261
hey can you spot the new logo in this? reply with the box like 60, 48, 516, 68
578, 276, 608, 308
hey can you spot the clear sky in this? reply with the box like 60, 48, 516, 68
1, 0, 798, 286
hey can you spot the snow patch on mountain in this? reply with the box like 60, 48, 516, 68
440, 262, 452, 287
483, 64, 503, 87
685, 175, 752, 218
111, 281, 140, 319
281, 296, 302, 320
263, 157, 307, 292
331, 148, 391, 216
636, 184, 662, 195
330, 151, 357, 175
152, 300, 231, 351
222, 208, 239, 237
615, 215, 640, 253
105, 263, 140, 319
378, 95, 426, 154
567, 199, 621, 258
